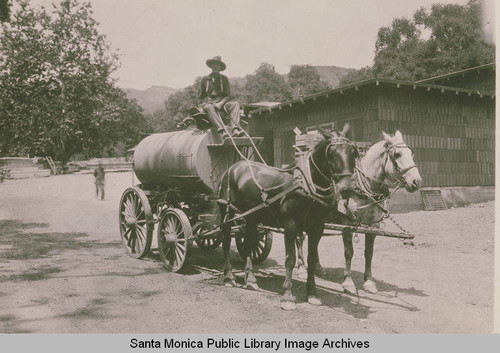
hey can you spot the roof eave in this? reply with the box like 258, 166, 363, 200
248, 78, 494, 117
416, 63, 495, 83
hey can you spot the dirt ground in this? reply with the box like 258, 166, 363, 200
0, 172, 495, 333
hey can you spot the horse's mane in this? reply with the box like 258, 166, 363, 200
312, 136, 329, 153
363, 133, 405, 163
363, 140, 387, 163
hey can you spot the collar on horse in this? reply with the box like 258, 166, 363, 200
294, 136, 357, 206
343, 142, 416, 223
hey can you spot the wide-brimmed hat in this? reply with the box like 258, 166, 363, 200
206, 56, 226, 71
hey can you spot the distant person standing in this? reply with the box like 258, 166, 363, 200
94, 163, 105, 200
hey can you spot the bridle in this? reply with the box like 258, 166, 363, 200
382, 143, 417, 187
341, 141, 417, 224
310, 136, 359, 185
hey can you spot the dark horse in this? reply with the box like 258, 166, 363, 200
218, 123, 358, 310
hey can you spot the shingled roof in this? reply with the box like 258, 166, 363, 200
247, 77, 495, 117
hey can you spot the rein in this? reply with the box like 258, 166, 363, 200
382, 143, 417, 186
218, 134, 358, 231
298, 136, 358, 205
309, 136, 358, 190
343, 142, 416, 223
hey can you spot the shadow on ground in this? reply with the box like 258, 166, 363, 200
0, 219, 119, 261
316, 266, 428, 298
175, 243, 424, 319
0, 219, 120, 283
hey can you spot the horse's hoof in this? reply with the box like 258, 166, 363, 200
342, 278, 357, 295
224, 279, 238, 288
307, 296, 322, 306
280, 301, 297, 311
244, 282, 260, 291
363, 280, 378, 294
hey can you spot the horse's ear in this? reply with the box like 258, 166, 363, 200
331, 122, 335, 131
394, 130, 403, 140
382, 131, 391, 141
317, 125, 330, 139
341, 122, 350, 136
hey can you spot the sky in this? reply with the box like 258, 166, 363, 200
29, 0, 495, 89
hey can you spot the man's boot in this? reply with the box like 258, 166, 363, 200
218, 128, 229, 140
231, 127, 245, 137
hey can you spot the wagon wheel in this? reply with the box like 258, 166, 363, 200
235, 227, 273, 264
118, 186, 153, 259
157, 208, 192, 272
194, 223, 222, 251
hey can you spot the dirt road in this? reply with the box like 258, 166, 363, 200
0, 172, 494, 333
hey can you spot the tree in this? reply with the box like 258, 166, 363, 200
287, 65, 331, 99
373, 17, 423, 80
0, 0, 148, 161
243, 63, 292, 103
147, 64, 295, 132
411, 0, 494, 79
339, 66, 375, 86
340, 0, 494, 84
0, 0, 10, 22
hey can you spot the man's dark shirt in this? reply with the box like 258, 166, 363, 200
200, 72, 231, 101
94, 166, 105, 183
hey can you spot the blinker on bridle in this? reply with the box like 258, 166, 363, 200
383, 143, 417, 184
311, 136, 359, 183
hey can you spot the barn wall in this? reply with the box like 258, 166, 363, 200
377, 85, 495, 187
263, 87, 379, 167
250, 83, 495, 190
247, 114, 275, 165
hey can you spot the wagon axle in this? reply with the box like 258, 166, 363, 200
162, 232, 178, 245
124, 216, 138, 227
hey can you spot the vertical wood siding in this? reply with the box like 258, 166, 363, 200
251, 83, 494, 187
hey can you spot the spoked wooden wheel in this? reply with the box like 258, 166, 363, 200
235, 227, 273, 264
157, 208, 192, 272
118, 187, 153, 259
194, 223, 222, 251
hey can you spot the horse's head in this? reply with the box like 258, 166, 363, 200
315, 122, 359, 197
381, 131, 422, 192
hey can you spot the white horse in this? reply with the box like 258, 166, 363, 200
337, 131, 422, 294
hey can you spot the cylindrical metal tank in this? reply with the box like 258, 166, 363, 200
134, 130, 214, 191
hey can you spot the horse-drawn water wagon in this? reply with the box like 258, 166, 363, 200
118, 127, 273, 271
118, 114, 421, 309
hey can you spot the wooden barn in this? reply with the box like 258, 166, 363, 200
245, 63, 495, 210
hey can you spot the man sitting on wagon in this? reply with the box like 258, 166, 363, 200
200, 56, 244, 138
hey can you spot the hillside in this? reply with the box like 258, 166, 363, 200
124, 86, 180, 114
314, 65, 356, 88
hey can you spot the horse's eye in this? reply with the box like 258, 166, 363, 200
394, 152, 401, 159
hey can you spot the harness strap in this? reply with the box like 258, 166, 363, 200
296, 150, 337, 198
309, 151, 331, 185
198, 183, 304, 240
293, 166, 336, 206
343, 142, 417, 225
